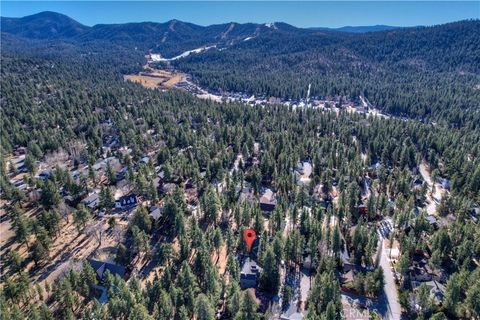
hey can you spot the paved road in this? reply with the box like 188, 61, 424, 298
378, 238, 402, 320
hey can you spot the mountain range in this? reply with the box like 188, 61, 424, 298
1, 11, 404, 56
1, 11, 400, 38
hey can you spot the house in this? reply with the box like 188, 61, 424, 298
38, 171, 50, 181
115, 194, 138, 210
410, 266, 432, 282
87, 259, 126, 304
294, 162, 312, 185
240, 258, 261, 289
341, 269, 355, 290
413, 177, 424, 186
260, 188, 277, 212
313, 184, 331, 203
149, 205, 163, 221
357, 204, 367, 215
116, 167, 128, 182
185, 186, 199, 205
412, 280, 445, 306
425, 215, 438, 229
13, 146, 26, 156
280, 308, 305, 320
81, 193, 99, 210
160, 183, 176, 195
11, 178, 28, 191
303, 253, 312, 270
88, 258, 125, 280
470, 206, 479, 223
439, 178, 450, 190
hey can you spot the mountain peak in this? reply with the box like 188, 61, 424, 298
1, 11, 89, 39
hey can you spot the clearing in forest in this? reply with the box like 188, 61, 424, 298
124, 67, 186, 89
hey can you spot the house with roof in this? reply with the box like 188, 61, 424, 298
470, 205, 479, 223
294, 161, 312, 186
115, 194, 138, 210
240, 257, 262, 289
439, 178, 450, 190
425, 215, 438, 229
410, 266, 432, 282
160, 183, 176, 195
185, 186, 199, 205
38, 171, 50, 181
341, 269, 355, 292
411, 280, 445, 306
281, 307, 305, 320
260, 188, 277, 212
313, 184, 331, 204
149, 205, 163, 221
87, 259, 126, 304
81, 193, 99, 210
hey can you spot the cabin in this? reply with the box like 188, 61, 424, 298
149, 205, 163, 221
116, 167, 128, 182
425, 215, 438, 229
412, 280, 445, 306
260, 188, 277, 212
303, 254, 312, 271
160, 183, 176, 195
280, 308, 305, 320
115, 194, 138, 210
357, 204, 367, 215
87, 259, 125, 304
13, 146, 26, 156
88, 259, 125, 280
410, 265, 432, 282
240, 257, 261, 289
81, 193, 99, 210
185, 186, 199, 205
341, 270, 355, 290
439, 178, 451, 190
38, 171, 50, 181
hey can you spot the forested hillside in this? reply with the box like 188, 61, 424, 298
2, 13, 478, 126
1, 12, 479, 320
173, 20, 480, 126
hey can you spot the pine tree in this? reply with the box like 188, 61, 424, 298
40, 180, 61, 210
106, 161, 116, 185
196, 294, 215, 320
237, 291, 261, 320
260, 247, 280, 294
99, 186, 114, 210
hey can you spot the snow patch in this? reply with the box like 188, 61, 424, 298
152, 45, 216, 62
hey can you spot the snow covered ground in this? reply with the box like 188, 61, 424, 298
151, 45, 216, 62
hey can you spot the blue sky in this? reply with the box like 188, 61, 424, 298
1, 1, 479, 28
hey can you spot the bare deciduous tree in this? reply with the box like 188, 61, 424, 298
86, 221, 105, 248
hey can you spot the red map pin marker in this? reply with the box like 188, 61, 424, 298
243, 228, 256, 252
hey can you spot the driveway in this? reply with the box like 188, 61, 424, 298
377, 236, 402, 320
